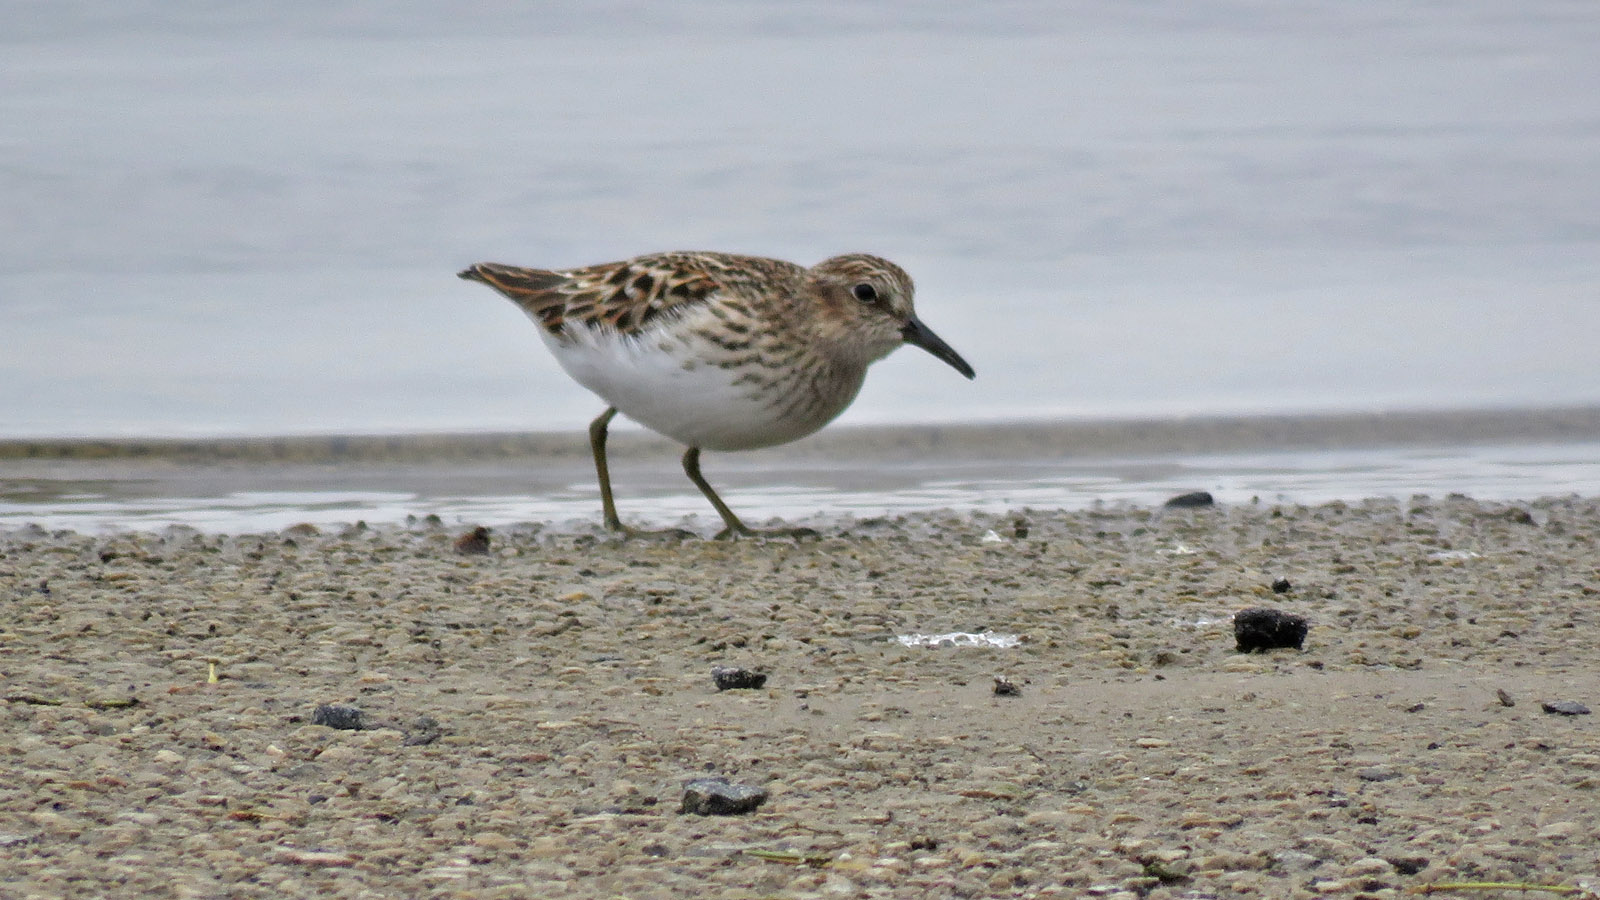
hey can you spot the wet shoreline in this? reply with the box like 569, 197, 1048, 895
6, 407, 1600, 535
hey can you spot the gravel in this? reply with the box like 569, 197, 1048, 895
2, 495, 1598, 898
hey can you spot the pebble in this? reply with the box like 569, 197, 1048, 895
1164, 491, 1215, 508
1345, 857, 1392, 876
1356, 765, 1402, 782
402, 715, 444, 746
311, 704, 368, 731
1273, 850, 1324, 872
4, 498, 1600, 899
453, 526, 491, 555
679, 778, 769, 815
1385, 855, 1429, 876
992, 675, 1022, 696
273, 848, 356, 867
1233, 607, 1309, 652
1541, 700, 1591, 716
710, 666, 768, 691
1537, 822, 1577, 840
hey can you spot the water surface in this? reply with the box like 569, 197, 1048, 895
4, 2, 1598, 438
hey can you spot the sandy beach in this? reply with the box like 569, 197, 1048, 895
3, 493, 1597, 898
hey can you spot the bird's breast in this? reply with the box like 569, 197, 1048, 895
541, 315, 866, 451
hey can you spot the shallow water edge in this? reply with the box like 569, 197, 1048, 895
5, 407, 1600, 535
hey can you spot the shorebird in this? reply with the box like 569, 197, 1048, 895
460, 251, 974, 538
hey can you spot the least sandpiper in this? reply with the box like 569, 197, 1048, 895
459, 251, 974, 538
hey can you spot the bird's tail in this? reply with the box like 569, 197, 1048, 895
457, 262, 574, 332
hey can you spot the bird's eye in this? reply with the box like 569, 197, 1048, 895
852, 283, 878, 303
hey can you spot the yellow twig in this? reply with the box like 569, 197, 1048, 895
1412, 882, 1586, 896
744, 849, 832, 868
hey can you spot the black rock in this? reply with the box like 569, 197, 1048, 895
311, 704, 368, 730
1233, 608, 1309, 653
1270, 578, 1293, 594
1541, 700, 1592, 716
680, 778, 768, 815
1165, 491, 1215, 508
992, 675, 1022, 697
711, 666, 768, 691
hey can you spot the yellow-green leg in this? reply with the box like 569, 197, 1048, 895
682, 447, 818, 541
682, 446, 754, 539
588, 407, 625, 532
589, 408, 693, 539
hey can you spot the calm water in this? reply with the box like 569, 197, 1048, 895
4, 2, 1599, 439
5, 438, 1599, 535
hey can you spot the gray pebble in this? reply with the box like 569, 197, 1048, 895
403, 715, 444, 746
679, 778, 768, 815
311, 704, 367, 730
711, 666, 767, 691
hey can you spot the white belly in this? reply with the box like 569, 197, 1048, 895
541, 321, 861, 451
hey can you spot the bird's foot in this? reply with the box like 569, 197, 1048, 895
609, 524, 697, 542
712, 524, 821, 542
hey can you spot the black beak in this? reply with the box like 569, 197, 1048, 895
901, 316, 975, 380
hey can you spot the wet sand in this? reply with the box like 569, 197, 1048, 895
6, 406, 1600, 536
3, 493, 1598, 898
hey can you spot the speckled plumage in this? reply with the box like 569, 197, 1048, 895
459, 251, 973, 537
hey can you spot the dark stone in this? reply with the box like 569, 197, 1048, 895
711, 666, 767, 691
311, 704, 368, 730
679, 778, 768, 815
403, 715, 444, 746
1012, 518, 1030, 539
992, 676, 1022, 696
1164, 491, 1215, 508
1541, 700, 1592, 716
1233, 608, 1309, 653
454, 526, 491, 555
1270, 578, 1293, 594
1495, 507, 1537, 525
1385, 855, 1429, 876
